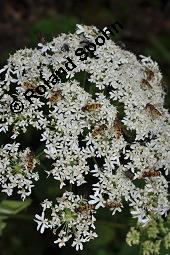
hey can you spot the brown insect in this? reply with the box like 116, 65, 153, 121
113, 117, 122, 140
81, 103, 102, 112
144, 67, 154, 81
105, 201, 122, 209
25, 150, 35, 172
145, 103, 162, 117
92, 124, 107, 138
142, 169, 161, 178
140, 79, 152, 89
75, 204, 96, 213
49, 90, 63, 103
21, 81, 37, 91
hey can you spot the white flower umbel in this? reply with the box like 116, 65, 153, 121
0, 143, 39, 200
0, 24, 170, 249
35, 192, 97, 250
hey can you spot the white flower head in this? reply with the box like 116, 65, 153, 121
0, 22, 170, 250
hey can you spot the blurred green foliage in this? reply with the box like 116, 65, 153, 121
0, 199, 31, 235
28, 15, 78, 46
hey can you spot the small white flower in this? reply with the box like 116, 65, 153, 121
89, 194, 105, 209
34, 212, 49, 234
76, 24, 85, 35
54, 235, 71, 247
131, 208, 150, 226
72, 238, 84, 251
41, 199, 52, 210
38, 43, 50, 53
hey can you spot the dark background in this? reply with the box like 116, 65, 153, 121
0, 1, 170, 255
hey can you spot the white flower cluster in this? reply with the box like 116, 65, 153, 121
0, 143, 39, 200
0, 24, 170, 249
35, 192, 97, 250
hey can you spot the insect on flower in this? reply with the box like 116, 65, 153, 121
81, 103, 102, 112
113, 117, 122, 140
142, 169, 161, 178
144, 67, 154, 81
92, 124, 107, 138
75, 203, 96, 213
49, 90, 63, 103
145, 103, 162, 117
21, 81, 37, 91
25, 149, 35, 172
105, 201, 122, 208
140, 79, 152, 89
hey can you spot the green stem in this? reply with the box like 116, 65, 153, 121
39, 162, 47, 171
36, 150, 45, 159
139, 243, 142, 255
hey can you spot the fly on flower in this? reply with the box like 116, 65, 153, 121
91, 124, 107, 138
75, 203, 96, 213
144, 67, 154, 81
21, 81, 37, 91
48, 90, 63, 103
24, 148, 36, 172
145, 103, 162, 117
113, 116, 122, 139
81, 103, 102, 112
140, 79, 152, 89
142, 169, 161, 178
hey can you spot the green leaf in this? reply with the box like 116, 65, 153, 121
28, 15, 78, 46
0, 199, 32, 216
88, 222, 115, 249
97, 249, 113, 255
0, 215, 8, 220
31, 15, 78, 34
0, 220, 7, 235
117, 242, 140, 255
